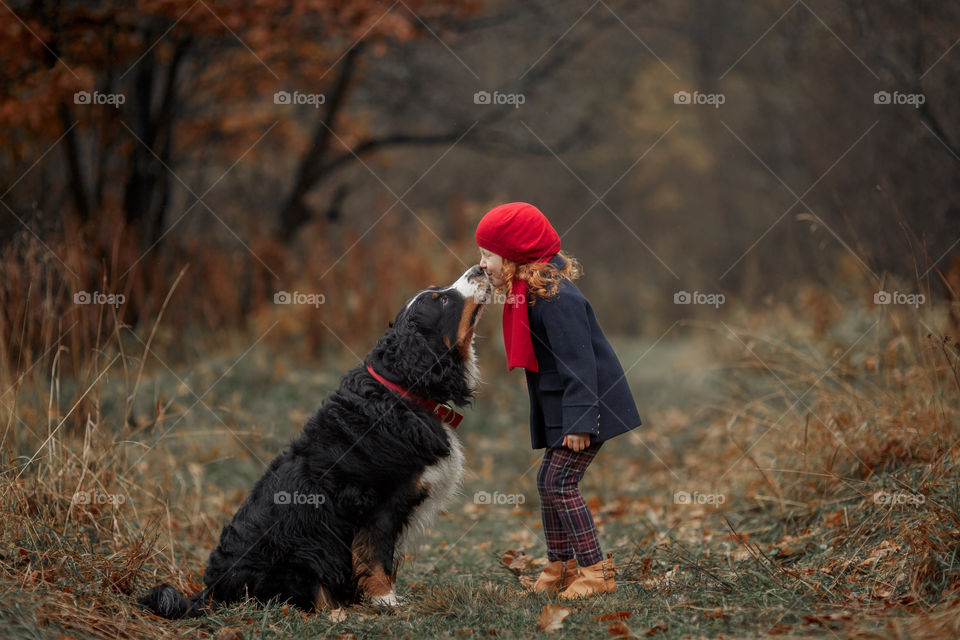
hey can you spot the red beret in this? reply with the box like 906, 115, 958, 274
475, 202, 561, 264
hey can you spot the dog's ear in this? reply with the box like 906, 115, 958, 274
372, 318, 435, 380
394, 320, 435, 370
370, 306, 473, 404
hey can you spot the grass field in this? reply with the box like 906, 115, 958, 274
2, 298, 959, 639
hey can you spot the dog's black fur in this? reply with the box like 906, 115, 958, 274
139, 267, 489, 618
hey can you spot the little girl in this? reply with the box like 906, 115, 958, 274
475, 202, 642, 599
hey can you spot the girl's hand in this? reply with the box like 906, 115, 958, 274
563, 433, 591, 452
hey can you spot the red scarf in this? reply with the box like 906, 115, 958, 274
475, 203, 561, 372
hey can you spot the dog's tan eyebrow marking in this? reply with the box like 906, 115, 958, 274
431, 292, 440, 299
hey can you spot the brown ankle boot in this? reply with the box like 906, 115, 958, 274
531, 558, 578, 594
559, 553, 616, 598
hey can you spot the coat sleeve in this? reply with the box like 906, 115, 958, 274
537, 295, 600, 437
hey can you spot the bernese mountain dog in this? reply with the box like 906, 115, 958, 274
140, 265, 492, 618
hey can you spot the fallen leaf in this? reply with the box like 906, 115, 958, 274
645, 620, 668, 636
536, 605, 570, 632
595, 611, 632, 621
802, 612, 852, 628
501, 549, 530, 573
858, 539, 900, 568
608, 620, 631, 636
328, 607, 347, 623
519, 575, 537, 590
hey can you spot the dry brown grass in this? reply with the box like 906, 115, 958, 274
635, 289, 960, 632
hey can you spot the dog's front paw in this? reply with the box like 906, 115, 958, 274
369, 590, 401, 607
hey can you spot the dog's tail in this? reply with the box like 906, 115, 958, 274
139, 583, 210, 619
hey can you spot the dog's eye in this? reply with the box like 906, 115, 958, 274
440, 295, 448, 306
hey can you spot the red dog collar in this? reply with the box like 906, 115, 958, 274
366, 364, 463, 428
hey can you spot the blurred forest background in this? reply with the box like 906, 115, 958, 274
2, 0, 959, 376
3, 2, 960, 638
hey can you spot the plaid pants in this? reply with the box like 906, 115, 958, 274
536, 442, 603, 566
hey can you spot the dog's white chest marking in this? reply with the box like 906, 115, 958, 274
397, 427, 465, 555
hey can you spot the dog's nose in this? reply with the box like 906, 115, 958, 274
469, 265, 485, 278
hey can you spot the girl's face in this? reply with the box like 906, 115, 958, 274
478, 248, 506, 287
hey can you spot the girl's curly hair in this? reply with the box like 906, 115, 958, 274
497, 250, 582, 305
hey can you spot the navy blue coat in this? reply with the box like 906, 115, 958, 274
524, 255, 642, 449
